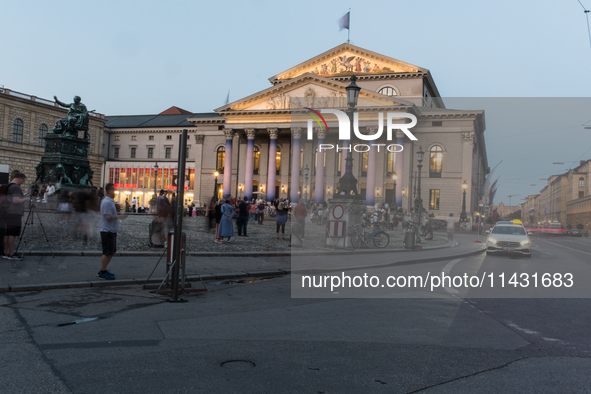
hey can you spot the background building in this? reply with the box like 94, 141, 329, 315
0, 88, 106, 183
103, 43, 489, 220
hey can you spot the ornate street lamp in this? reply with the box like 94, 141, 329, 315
213, 171, 219, 199
304, 164, 310, 202
337, 75, 361, 197
150, 162, 159, 213
460, 180, 468, 222
391, 173, 398, 211
415, 146, 424, 232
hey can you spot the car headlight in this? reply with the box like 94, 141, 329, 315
520, 239, 531, 246
488, 237, 497, 244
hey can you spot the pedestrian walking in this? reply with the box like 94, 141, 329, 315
257, 200, 265, 225
131, 197, 137, 213
1, 172, 29, 260
218, 199, 235, 243
98, 183, 127, 280
293, 201, 307, 240
236, 197, 249, 236
276, 201, 289, 240
214, 198, 223, 242
445, 213, 456, 241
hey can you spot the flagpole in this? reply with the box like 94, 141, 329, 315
348, 8, 351, 43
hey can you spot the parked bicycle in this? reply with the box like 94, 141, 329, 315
349, 224, 390, 249
419, 219, 434, 240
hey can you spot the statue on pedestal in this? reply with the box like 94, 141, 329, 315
51, 96, 90, 140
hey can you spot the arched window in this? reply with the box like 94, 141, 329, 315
386, 151, 396, 175
253, 146, 260, 174
579, 177, 585, 188
276, 146, 281, 175
38, 124, 48, 147
314, 147, 326, 175
216, 146, 225, 173
361, 151, 368, 176
13, 119, 23, 144
378, 86, 397, 96
429, 145, 443, 178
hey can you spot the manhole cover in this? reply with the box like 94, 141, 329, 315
220, 360, 256, 370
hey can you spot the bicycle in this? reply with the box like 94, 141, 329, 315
349, 224, 390, 249
419, 219, 434, 240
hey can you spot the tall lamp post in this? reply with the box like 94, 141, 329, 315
213, 171, 219, 199
150, 162, 159, 214
304, 164, 309, 203
391, 173, 397, 211
337, 75, 361, 197
415, 146, 424, 231
460, 180, 468, 222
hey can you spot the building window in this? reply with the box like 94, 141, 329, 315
253, 146, 260, 174
579, 191, 585, 199
361, 151, 368, 176
147, 147, 154, 158
131, 135, 137, 141
165, 147, 171, 159
149, 135, 154, 140
378, 86, 397, 96
114, 147, 119, 158
130, 147, 136, 158
429, 189, 440, 210
300, 147, 304, 173
276, 146, 281, 175
12, 119, 23, 143
386, 151, 396, 176
166, 135, 172, 140
337, 150, 342, 175
186, 146, 190, 159
429, 145, 443, 178
38, 124, 48, 147
579, 177, 585, 188
114, 136, 120, 141
216, 146, 225, 173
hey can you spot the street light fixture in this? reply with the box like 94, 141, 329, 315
460, 180, 468, 222
337, 75, 361, 197
391, 173, 398, 212
415, 146, 424, 232
213, 171, 219, 199
304, 164, 310, 202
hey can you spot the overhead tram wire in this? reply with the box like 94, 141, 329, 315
577, 0, 591, 51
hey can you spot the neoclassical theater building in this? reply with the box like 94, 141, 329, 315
103, 44, 488, 218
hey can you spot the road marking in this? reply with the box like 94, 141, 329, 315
544, 240, 591, 256
441, 259, 462, 295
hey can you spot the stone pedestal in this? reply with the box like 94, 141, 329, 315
325, 196, 366, 248
37, 134, 93, 190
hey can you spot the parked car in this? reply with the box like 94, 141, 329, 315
486, 224, 532, 258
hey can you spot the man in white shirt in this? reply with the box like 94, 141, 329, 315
42, 182, 55, 202
445, 213, 457, 241
131, 197, 137, 213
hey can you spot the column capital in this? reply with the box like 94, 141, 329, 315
245, 128, 257, 139
194, 134, 204, 144
268, 128, 279, 139
366, 126, 379, 135
462, 131, 475, 142
395, 130, 406, 139
223, 128, 234, 139
291, 127, 302, 139
316, 127, 326, 139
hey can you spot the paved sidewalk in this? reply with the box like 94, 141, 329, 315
0, 232, 486, 293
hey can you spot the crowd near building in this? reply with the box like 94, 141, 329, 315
522, 159, 591, 231
2, 44, 490, 220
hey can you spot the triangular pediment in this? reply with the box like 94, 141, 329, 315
215, 73, 414, 113
269, 43, 427, 82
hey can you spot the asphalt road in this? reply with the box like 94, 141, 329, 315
2, 234, 591, 393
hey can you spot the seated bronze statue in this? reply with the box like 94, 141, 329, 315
51, 96, 90, 138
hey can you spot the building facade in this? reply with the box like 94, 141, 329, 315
0, 88, 106, 183
102, 44, 489, 219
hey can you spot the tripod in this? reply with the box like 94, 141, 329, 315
15, 199, 55, 258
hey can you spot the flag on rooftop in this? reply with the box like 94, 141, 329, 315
339, 12, 350, 30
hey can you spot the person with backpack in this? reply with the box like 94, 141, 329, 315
275, 200, 289, 240
1, 172, 29, 260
